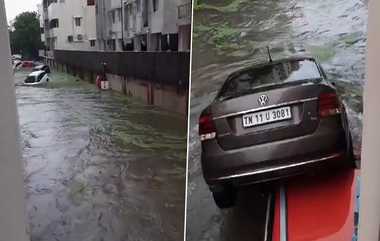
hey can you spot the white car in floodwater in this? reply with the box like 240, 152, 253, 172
23, 71, 49, 86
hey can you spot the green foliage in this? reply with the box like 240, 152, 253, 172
9, 12, 43, 59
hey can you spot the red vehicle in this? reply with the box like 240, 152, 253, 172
21, 61, 34, 68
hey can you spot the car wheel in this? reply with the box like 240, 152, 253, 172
212, 186, 236, 209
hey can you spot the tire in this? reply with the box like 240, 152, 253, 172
212, 187, 236, 209
347, 132, 359, 169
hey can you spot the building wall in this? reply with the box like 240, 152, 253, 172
162, 0, 178, 34
106, 74, 188, 115
96, 0, 123, 51
178, 24, 190, 51
0, 2, 29, 240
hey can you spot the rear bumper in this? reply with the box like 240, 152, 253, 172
201, 119, 348, 186
209, 151, 346, 187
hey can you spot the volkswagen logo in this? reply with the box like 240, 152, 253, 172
258, 95, 269, 106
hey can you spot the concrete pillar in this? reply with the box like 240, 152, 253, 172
0, 1, 29, 241
358, 0, 380, 240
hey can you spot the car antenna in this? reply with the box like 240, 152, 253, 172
266, 46, 273, 62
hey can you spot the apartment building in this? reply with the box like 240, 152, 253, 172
41, 0, 97, 52
96, 0, 124, 51
122, 0, 179, 51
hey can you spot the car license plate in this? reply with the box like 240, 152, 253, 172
242, 106, 292, 128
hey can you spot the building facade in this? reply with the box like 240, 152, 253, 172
95, 0, 124, 51
40, 0, 191, 53
40, 0, 97, 52
122, 0, 179, 51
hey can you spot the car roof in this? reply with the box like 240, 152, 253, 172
28, 70, 46, 77
34, 64, 46, 68
227, 55, 317, 80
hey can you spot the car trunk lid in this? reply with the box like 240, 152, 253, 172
212, 83, 327, 150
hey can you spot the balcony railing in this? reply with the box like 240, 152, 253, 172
178, 3, 191, 20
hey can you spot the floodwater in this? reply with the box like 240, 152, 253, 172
188, 0, 367, 240
15, 71, 187, 241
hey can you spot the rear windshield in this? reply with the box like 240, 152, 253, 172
218, 59, 322, 100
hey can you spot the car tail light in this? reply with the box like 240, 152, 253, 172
319, 92, 341, 118
199, 114, 216, 141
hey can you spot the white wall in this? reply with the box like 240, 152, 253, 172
0, 1, 29, 241
358, 0, 380, 240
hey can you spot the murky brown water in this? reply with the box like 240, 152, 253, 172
15, 71, 187, 241
188, 0, 367, 240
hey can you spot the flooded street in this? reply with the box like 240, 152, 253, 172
187, 0, 367, 240
15, 71, 186, 241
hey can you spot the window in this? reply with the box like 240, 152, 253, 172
74, 17, 81, 27
111, 11, 116, 24
117, 9, 121, 22
87, 0, 95, 6
37, 73, 46, 82
77, 34, 83, 41
40, 27, 44, 34
68, 35, 73, 42
217, 59, 322, 100
49, 18, 59, 28
90, 40, 96, 47
152, 0, 158, 11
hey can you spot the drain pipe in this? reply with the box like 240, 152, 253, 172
0, 1, 29, 241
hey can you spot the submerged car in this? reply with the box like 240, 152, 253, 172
33, 64, 50, 73
199, 56, 355, 208
24, 71, 49, 86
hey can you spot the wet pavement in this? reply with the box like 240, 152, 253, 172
187, 0, 367, 240
15, 71, 187, 241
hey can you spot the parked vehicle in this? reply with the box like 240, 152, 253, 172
21, 61, 34, 68
24, 71, 49, 86
13, 60, 22, 71
12, 54, 22, 61
199, 56, 355, 208
33, 64, 50, 73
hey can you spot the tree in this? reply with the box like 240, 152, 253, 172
9, 12, 43, 59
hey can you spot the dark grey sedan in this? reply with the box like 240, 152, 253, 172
199, 56, 355, 208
